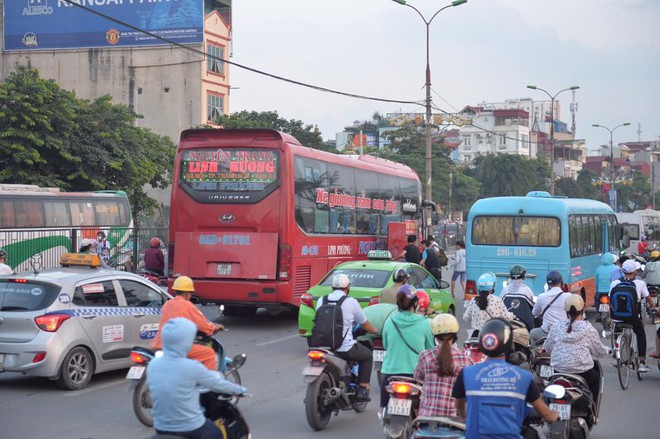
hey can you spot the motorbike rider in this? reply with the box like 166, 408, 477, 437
380, 285, 434, 417
641, 250, 660, 290
530, 271, 571, 347
145, 236, 165, 277
452, 318, 559, 439
500, 264, 535, 330
638, 234, 649, 257
413, 314, 472, 418
379, 268, 410, 305
317, 273, 378, 402
152, 276, 223, 370
0, 248, 13, 275
610, 253, 629, 282
79, 238, 111, 268
595, 253, 617, 312
147, 317, 247, 439
609, 259, 655, 372
464, 272, 515, 337
543, 295, 609, 409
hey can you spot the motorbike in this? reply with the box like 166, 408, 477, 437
529, 337, 552, 389
463, 333, 487, 364
382, 376, 423, 439
127, 331, 247, 427
410, 416, 466, 439
465, 318, 530, 366
302, 343, 371, 431
138, 268, 168, 288
543, 360, 603, 439
372, 336, 386, 387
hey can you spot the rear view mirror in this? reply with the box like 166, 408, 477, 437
543, 384, 566, 400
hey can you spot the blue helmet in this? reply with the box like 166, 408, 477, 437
476, 272, 497, 293
546, 270, 563, 286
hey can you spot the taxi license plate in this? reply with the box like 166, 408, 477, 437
126, 366, 145, 380
550, 402, 571, 420
599, 304, 609, 312
540, 365, 554, 378
373, 350, 386, 362
217, 264, 232, 275
387, 398, 412, 416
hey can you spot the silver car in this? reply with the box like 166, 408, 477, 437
0, 264, 171, 390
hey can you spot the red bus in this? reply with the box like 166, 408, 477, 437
169, 129, 422, 316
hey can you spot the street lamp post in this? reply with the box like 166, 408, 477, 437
648, 138, 660, 210
393, 0, 467, 203
592, 122, 631, 211
526, 85, 580, 195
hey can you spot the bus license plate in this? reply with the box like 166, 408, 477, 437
549, 402, 571, 420
599, 304, 609, 312
373, 350, 386, 362
126, 366, 145, 380
217, 264, 232, 275
540, 365, 554, 378
387, 398, 412, 416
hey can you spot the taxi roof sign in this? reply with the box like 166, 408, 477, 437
367, 250, 392, 260
60, 253, 102, 268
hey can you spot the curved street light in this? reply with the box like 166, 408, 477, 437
592, 122, 631, 210
392, 0, 468, 204
526, 85, 580, 195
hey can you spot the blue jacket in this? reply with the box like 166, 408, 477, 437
147, 318, 247, 433
463, 359, 533, 439
595, 253, 616, 294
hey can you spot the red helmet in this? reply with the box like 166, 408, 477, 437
150, 237, 161, 247
416, 290, 430, 311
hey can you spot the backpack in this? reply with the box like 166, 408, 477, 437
436, 248, 448, 267
609, 279, 640, 320
310, 295, 348, 349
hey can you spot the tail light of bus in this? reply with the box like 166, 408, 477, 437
278, 243, 292, 280
301, 293, 314, 309
167, 242, 175, 277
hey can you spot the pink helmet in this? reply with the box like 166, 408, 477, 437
150, 237, 161, 247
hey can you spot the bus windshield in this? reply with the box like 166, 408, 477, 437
179, 148, 280, 203
471, 216, 560, 247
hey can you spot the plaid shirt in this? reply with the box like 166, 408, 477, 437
414, 345, 472, 417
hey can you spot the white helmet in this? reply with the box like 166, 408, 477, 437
80, 238, 94, 247
331, 273, 350, 289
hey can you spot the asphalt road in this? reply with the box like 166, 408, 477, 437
0, 270, 657, 439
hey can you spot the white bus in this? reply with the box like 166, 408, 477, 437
616, 209, 660, 255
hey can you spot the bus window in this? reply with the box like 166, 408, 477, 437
44, 201, 71, 227
294, 156, 329, 234
0, 200, 15, 227
70, 202, 96, 226
355, 170, 380, 234
13, 200, 44, 227
95, 201, 121, 226
400, 178, 421, 219
378, 175, 403, 234
472, 216, 560, 247
607, 215, 618, 251
327, 164, 356, 234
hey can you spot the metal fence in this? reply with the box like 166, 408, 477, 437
0, 227, 168, 273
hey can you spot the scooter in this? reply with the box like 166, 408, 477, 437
127, 331, 247, 427
302, 343, 370, 431
410, 416, 466, 438
529, 337, 552, 389
138, 268, 168, 287
382, 376, 422, 439
543, 360, 603, 439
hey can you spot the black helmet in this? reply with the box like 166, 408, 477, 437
393, 268, 410, 283
546, 270, 563, 286
509, 264, 526, 280
0, 248, 6, 259
478, 318, 513, 357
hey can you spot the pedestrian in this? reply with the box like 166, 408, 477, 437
0, 248, 13, 275
398, 235, 421, 264
420, 239, 442, 281
450, 240, 466, 298
96, 231, 110, 253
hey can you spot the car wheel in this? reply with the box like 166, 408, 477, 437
57, 346, 94, 390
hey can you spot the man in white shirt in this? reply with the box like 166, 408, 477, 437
316, 273, 378, 401
0, 248, 13, 275
530, 270, 571, 346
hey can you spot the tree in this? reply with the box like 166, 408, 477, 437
212, 110, 326, 149
555, 170, 603, 200
616, 171, 652, 212
465, 154, 549, 197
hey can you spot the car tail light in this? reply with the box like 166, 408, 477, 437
278, 243, 292, 280
466, 279, 477, 297
11, 279, 28, 283
167, 241, 175, 278
32, 352, 47, 363
35, 314, 71, 332
130, 351, 152, 365
368, 296, 380, 306
308, 350, 325, 361
301, 293, 314, 309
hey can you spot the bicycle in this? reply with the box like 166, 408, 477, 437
610, 322, 642, 389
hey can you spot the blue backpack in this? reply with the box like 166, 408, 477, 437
609, 279, 640, 320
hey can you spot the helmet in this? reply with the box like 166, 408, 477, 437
431, 314, 459, 335
651, 250, 660, 259
564, 294, 585, 313
476, 272, 497, 293
172, 275, 195, 292
396, 284, 418, 310
393, 268, 410, 283
331, 273, 350, 289
478, 318, 513, 357
0, 248, 6, 259
546, 270, 563, 286
509, 264, 526, 280
150, 237, 161, 247
416, 290, 430, 311
80, 238, 94, 248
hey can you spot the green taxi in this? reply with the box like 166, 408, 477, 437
298, 250, 456, 342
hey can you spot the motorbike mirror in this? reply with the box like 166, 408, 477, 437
543, 384, 566, 400
601, 329, 612, 338
509, 299, 520, 310
231, 353, 247, 370
190, 295, 200, 304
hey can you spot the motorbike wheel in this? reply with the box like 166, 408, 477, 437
304, 373, 333, 431
568, 420, 586, 439
384, 417, 413, 439
547, 419, 569, 439
133, 377, 154, 427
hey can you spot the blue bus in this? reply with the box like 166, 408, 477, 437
465, 191, 618, 307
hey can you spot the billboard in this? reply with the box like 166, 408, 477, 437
3, 0, 204, 51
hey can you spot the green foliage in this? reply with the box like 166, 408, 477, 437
555, 169, 603, 201
0, 66, 175, 220
616, 171, 652, 212
465, 154, 549, 197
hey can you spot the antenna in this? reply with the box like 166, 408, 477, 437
637, 123, 642, 142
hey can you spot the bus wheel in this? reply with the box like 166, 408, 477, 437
223, 305, 257, 317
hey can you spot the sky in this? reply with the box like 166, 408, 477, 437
229, 0, 660, 152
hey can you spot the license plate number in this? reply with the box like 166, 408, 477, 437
302, 366, 324, 376
373, 350, 386, 362
217, 264, 232, 275
126, 365, 145, 380
599, 304, 610, 312
540, 365, 554, 378
387, 397, 412, 416
550, 402, 571, 420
